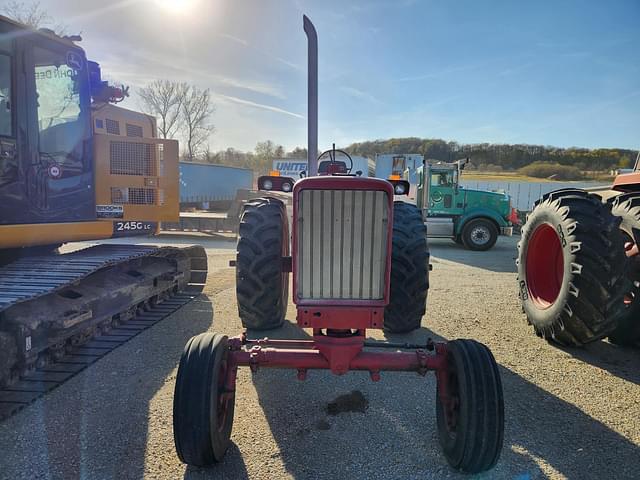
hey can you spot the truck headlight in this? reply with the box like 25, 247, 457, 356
394, 183, 406, 195
263, 179, 273, 190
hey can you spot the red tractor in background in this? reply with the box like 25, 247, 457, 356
172, 16, 504, 474
517, 154, 640, 346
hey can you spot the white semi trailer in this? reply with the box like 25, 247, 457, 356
272, 156, 374, 178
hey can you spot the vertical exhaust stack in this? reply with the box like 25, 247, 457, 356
303, 15, 318, 177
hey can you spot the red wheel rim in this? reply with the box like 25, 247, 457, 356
282, 210, 290, 306
526, 223, 564, 309
217, 357, 229, 431
444, 369, 460, 435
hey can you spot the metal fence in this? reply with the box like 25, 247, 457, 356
460, 180, 607, 211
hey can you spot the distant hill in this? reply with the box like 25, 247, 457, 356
202, 137, 636, 176
344, 137, 637, 173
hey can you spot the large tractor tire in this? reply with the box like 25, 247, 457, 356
517, 189, 629, 346
436, 339, 504, 473
236, 197, 290, 330
173, 333, 235, 466
384, 201, 430, 333
608, 192, 640, 346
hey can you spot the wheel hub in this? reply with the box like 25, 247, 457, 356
217, 358, 232, 432
525, 223, 564, 309
471, 226, 490, 245
624, 239, 639, 306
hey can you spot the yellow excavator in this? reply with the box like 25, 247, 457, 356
0, 15, 206, 394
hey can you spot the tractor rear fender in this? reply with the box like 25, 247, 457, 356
454, 208, 507, 236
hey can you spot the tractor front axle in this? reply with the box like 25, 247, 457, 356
226, 332, 448, 379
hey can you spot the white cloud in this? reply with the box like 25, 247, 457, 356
339, 86, 383, 105
216, 94, 304, 119
217, 32, 249, 46
275, 56, 304, 71
95, 42, 287, 99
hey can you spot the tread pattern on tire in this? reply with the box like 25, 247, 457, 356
173, 332, 232, 466
608, 192, 640, 345
236, 197, 289, 330
436, 339, 504, 474
517, 189, 630, 346
384, 201, 430, 333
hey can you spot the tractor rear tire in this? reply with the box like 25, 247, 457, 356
461, 218, 498, 251
436, 339, 504, 474
517, 189, 629, 346
608, 192, 640, 346
236, 197, 290, 330
173, 333, 235, 466
384, 201, 430, 333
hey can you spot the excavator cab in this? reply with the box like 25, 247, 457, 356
0, 15, 179, 249
0, 23, 93, 225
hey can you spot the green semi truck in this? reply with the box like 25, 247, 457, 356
414, 158, 518, 250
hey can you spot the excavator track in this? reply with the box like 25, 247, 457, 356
0, 243, 208, 421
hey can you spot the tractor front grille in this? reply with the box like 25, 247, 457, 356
297, 189, 389, 301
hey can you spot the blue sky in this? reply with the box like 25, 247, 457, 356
37, 0, 640, 152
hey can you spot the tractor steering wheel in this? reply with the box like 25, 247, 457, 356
318, 144, 353, 173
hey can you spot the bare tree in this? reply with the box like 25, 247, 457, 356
254, 140, 277, 174
138, 80, 186, 139
181, 86, 214, 161
2, 1, 67, 34
287, 146, 307, 159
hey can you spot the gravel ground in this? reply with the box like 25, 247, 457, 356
0, 234, 638, 480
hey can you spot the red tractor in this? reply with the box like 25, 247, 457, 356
172, 16, 504, 474
517, 155, 640, 346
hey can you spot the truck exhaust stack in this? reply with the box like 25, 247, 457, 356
304, 15, 318, 177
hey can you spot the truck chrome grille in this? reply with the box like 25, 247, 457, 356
297, 189, 389, 300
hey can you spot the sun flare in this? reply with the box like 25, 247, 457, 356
154, 0, 197, 14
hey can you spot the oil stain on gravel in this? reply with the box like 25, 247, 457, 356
326, 390, 369, 415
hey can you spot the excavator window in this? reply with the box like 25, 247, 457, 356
33, 45, 86, 171
0, 54, 11, 137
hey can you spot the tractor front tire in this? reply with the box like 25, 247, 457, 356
436, 339, 504, 474
517, 189, 629, 346
236, 197, 290, 330
173, 333, 235, 466
608, 192, 640, 346
384, 201, 430, 333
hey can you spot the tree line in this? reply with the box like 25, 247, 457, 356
202, 142, 307, 175
344, 138, 637, 174
201, 137, 636, 178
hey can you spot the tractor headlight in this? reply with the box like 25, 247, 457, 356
394, 183, 406, 195
263, 179, 273, 190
